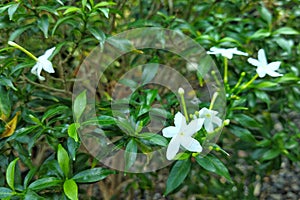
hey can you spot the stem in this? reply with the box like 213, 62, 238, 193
238, 74, 259, 93
223, 57, 228, 84
211, 70, 221, 86
8, 41, 38, 61
230, 72, 246, 93
209, 92, 218, 110
178, 88, 189, 122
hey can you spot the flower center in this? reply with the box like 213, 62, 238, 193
205, 113, 211, 118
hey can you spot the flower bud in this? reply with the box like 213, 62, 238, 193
178, 87, 184, 95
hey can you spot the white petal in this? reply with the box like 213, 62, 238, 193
266, 70, 283, 77
40, 59, 55, 73
36, 64, 45, 81
181, 137, 202, 152
184, 118, 204, 136
212, 116, 222, 127
31, 63, 39, 75
256, 66, 266, 78
42, 47, 56, 59
268, 61, 281, 71
166, 137, 181, 160
258, 49, 268, 66
204, 120, 214, 132
199, 107, 209, 117
174, 112, 186, 129
247, 58, 261, 67
162, 126, 179, 138
222, 51, 233, 59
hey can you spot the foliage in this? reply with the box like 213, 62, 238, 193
0, 0, 299, 199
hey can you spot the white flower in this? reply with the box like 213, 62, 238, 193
162, 112, 204, 160
31, 47, 56, 81
247, 49, 283, 78
207, 47, 248, 59
198, 107, 222, 133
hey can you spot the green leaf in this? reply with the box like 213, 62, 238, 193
261, 149, 281, 161
6, 158, 19, 190
42, 106, 69, 122
255, 90, 270, 107
142, 64, 159, 84
0, 77, 17, 91
249, 29, 271, 40
68, 123, 80, 142
98, 8, 109, 18
116, 118, 135, 135
94, 2, 116, 8
9, 25, 33, 41
137, 132, 168, 146
164, 159, 191, 195
37, 14, 49, 38
63, 179, 78, 200
28, 177, 62, 191
196, 154, 232, 182
73, 90, 87, 121
233, 114, 261, 128
125, 139, 137, 170
229, 126, 256, 142
24, 167, 37, 189
52, 15, 77, 35
73, 168, 115, 183
273, 27, 299, 35
8, 3, 20, 20
255, 81, 278, 89
24, 190, 45, 200
87, 26, 106, 42
63, 6, 81, 15
0, 86, 11, 121
258, 5, 272, 25
0, 187, 13, 199
57, 144, 70, 177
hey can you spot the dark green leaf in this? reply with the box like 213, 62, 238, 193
73, 168, 115, 183
37, 14, 49, 38
229, 126, 256, 142
137, 132, 168, 146
0, 86, 11, 121
63, 179, 78, 200
261, 149, 281, 161
28, 177, 62, 191
234, 114, 261, 128
0, 187, 13, 198
125, 139, 137, 170
196, 154, 232, 182
0, 77, 17, 91
8, 3, 20, 20
24, 190, 45, 200
164, 159, 191, 195
24, 167, 37, 189
42, 106, 69, 122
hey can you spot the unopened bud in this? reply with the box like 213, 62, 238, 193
178, 87, 184, 95
223, 119, 230, 126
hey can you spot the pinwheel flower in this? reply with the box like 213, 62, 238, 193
162, 112, 204, 160
247, 49, 283, 78
207, 47, 248, 59
31, 47, 56, 81
198, 107, 222, 133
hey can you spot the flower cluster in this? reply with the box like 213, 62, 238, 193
207, 47, 283, 78
162, 90, 222, 160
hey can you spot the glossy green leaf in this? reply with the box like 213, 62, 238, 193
164, 159, 191, 195
63, 179, 78, 200
0, 187, 13, 199
249, 29, 270, 40
137, 132, 168, 146
234, 114, 261, 128
258, 5, 272, 25
0, 86, 11, 121
68, 123, 79, 142
73, 90, 87, 121
37, 14, 49, 38
42, 106, 69, 122
273, 27, 299, 35
0, 77, 17, 91
125, 139, 137, 170
73, 168, 115, 183
24, 190, 45, 200
261, 149, 281, 161
94, 2, 116, 8
63, 6, 81, 15
230, 125, 256, 142
9, 25, 33, 41
58, 144, 70, 177
255, 90, 270, 107
28, 177, 62, 191
24, 167, 37, 189
8, 3, 20, 20
196, 154, 232, 182
6, 158, 19, 190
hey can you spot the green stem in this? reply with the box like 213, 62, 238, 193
211, 70, 221, 86
178, 88, 189, 122
237, 74, 259, 94
8, 41, 38, 61
223, 57, 228, 84
209, 92, 218, 110
230, 72, 246, 93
